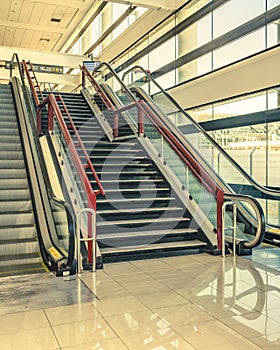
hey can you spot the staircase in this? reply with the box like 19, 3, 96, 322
43, 91, 208, 263
0, 84, 45, 276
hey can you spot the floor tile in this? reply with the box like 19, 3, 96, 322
176, 319, 244, 349
53, 318, 116, 348
0, 327, 59, 350
221, 312, 280, 338
153, 303, 214, 327
103, 262, 141, 275
0, 309, 49, 335
202, 339, 262, 349
130, 259, 170, 271
105, 309, 168, 335
92, 295, 148, 317
119, 327, 196, 350
45, 302, 101, 326
61, 337, 128, 349
136, 290, 188, 309
250, 332, 280, 349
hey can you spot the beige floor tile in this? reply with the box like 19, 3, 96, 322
130, 259, 170, 271
92, 295, 148, 317
123, 280, 171, 296
0, 327, 59, 350
61, 337, 128, 349
202, 339, 262, 349
79, 271, 115, 286
111, 271, 154, 284
119, 327, 196, 350
103, 262, 141, 275
53, 318, 116, 348
45, 302, 101, 326
105, 309, 168, 335
154, 303, 214, 327
146, 268, 190, 281
176, 319, 244, 349
136, 290, 188, 309
250, 332, 280, 349
221, 312, 280, 338
0, 309, 49, 335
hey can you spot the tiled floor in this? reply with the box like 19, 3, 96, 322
1, 252, 280, 349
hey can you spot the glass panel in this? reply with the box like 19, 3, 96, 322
177, 52, 212, 83
267, 0, 280, 10
213, 92, 267, 119
213, 28, 266, 70
213, 0, 265, 38
177, 14, 212, 57
267, 19, 280, 48
149, 37, 176, 72
268, 87, 280, 109
177, 0, 212, 24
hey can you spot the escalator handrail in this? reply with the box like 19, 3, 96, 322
56, 94, 105, 196
121, 65, 280, 199
10, 53, 75, 269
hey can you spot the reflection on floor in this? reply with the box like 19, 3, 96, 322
0, 251, 280, 349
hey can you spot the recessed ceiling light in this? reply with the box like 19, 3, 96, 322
50, 18, 61, 23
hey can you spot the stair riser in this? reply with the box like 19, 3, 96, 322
0, 226, 37, 240
0, 242, 40, 255
0, 213, 35, 227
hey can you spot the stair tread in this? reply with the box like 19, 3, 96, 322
101, 240, 207, 253
98, 228, 197, 240
97, 216, 190, 226
97, 206, 183, 214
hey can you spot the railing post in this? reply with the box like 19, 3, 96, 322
36, 109, 42, 135
216, 190, 224, 252
138, 106, 144, 136
113, 111, 118, 138
76, 208, 96, 273
47, 103, 54, 131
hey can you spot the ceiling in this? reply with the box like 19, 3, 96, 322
0, 0, 178, 54
0, 0, 101, 52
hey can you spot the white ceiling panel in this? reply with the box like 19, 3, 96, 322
3, 27, 16, 46
20, 29, 34, 47
0, 0, 12, 21
0, 26, 5, 45
59, 8, 77, 29
29, 30, 44, 49
29, 2, 46, 25
12, 27, 25, 47
40, 4, 57, 26
19, 1, 34, 24
8, 0, 24, 22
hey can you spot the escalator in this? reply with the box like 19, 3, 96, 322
0, 84, 45, 276
0, 54, 76, 277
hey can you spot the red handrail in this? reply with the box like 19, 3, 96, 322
56, 94, 105, 196
80, 65, 120, 137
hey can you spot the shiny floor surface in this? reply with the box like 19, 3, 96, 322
1, 252, 280, 349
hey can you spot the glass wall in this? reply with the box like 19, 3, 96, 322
187, 85, 280, 225
111, 0, 279, 90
